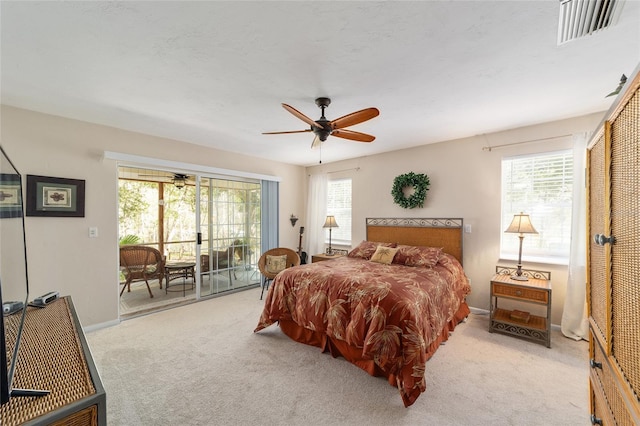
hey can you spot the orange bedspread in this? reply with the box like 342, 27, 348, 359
255, 253, 471, 407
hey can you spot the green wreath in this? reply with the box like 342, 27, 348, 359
391, 172, 430, 209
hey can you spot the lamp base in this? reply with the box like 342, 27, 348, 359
510, 274, 529, 281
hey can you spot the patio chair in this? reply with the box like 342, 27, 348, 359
200, 246, 234, 283
119, 245, 165, 298
258, 247, 300, 300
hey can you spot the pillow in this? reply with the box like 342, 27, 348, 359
348, 240, 397, 260
265, 254, 288, 274
369, 246, 399, 265
393, 245, 444, 268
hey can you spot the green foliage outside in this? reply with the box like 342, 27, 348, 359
119, 234, 141, 246
118, 176, 261, 264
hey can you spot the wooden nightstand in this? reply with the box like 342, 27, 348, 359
311, 253, 345, 263
489, 267, 552, 348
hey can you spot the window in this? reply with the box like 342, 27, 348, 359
327, 178, 352, 245
501, 150, 573, 264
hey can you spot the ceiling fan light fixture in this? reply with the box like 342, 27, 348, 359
172, 175, 187, 188
315, 128, 331, 141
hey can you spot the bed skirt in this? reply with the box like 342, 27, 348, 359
277, 300, 470, 407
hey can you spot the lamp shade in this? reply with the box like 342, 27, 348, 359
504, 212, 538, 235
323, 215, 338, 229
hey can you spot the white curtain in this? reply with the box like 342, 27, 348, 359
561, 132, 590, 340
260, 180, 279, 253
305, 173, 328, 257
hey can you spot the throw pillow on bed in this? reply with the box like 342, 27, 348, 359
369, 246, 399, 265
266, 254, 288, 274
348, 240, 397, 260
393, 245, 444, 268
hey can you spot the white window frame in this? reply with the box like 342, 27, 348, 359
500, 149, 573, 265
326, 178, 352, 246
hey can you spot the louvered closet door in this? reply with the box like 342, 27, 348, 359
587, 130, 609, 345
610, 88, 640, 408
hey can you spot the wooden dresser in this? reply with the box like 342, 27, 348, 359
586, 65, 640, 425
0, 297, 106, 425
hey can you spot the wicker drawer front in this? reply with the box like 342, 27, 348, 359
50, 405, 97, 426
590, 375, 615, 426
491, 283, 548, 303
590, 331, 637, 426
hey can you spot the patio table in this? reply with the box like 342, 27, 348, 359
164, 262, 196, 296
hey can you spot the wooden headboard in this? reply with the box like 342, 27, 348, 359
365, 218, 464, 264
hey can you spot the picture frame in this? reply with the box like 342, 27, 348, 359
26, 175, 85, 217
0, 173, 23, 218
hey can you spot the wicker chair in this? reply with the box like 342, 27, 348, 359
200, 246, 235, 283
119, 245, 165, 298
258, 247, 300, 300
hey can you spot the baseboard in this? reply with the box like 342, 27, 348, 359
84, 318, 120, 333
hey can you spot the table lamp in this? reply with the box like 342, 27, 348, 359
323, 215, 339, 255
504, 212, 538, 281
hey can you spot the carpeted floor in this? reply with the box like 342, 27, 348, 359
87, 287, 589, 426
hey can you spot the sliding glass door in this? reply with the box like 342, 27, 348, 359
118, 167, 261, 317
197, 177, 261, 297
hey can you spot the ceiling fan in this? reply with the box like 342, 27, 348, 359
137, 172, 191, 188
169, 174, 189, 189
263, 97, 379, 148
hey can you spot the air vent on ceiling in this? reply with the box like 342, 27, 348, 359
558, 0, 622, 45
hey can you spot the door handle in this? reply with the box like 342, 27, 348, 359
593, 234, 616, 246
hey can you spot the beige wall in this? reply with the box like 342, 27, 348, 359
1, 104, 603, 328
307, 112, 604, 325
0, 105, 306, 327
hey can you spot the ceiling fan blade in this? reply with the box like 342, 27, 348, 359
282, 103, 321, 129
331, 129, 375, 143
330, 107, 379, 130
311, 134, 321, 149
262, 129, 313, 135
138, 174, 173, 178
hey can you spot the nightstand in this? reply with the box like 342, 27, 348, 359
489, 267, 552, 348
311, 253, 345, 263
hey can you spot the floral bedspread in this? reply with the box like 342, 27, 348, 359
255, 253, 471, 406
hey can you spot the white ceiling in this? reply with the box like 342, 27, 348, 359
1, 1, 639, 167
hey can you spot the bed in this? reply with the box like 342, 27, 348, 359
254, 218, 471, 407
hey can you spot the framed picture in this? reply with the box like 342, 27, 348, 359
0, 173, 23, 218
26, 175, 85, 217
